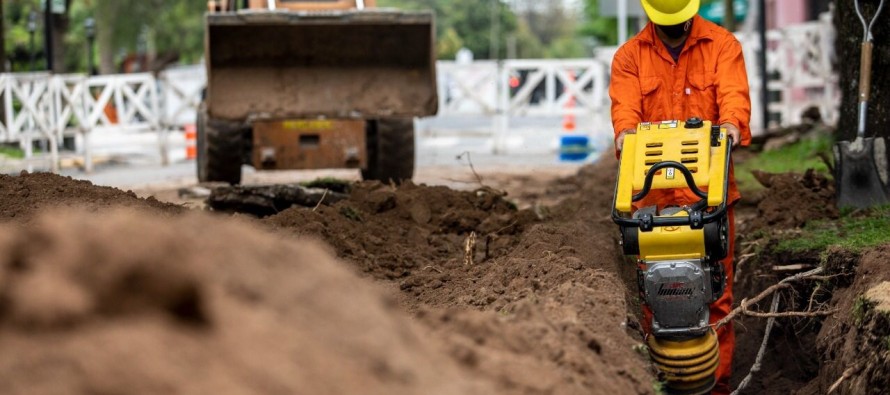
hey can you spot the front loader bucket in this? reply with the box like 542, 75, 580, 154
205, 10, 437, 121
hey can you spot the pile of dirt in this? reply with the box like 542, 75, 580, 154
266, 181, 539, 280
266, 157, 653, 394
0, 172, 183, 224
0, 209, 491, 395
0, 159, 654, 395
748, 169, 837, 229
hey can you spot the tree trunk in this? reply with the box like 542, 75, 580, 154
96, 0, 121, 74
51, 13, 69, 73
0, 2, 6, 72
835, 0, 890, 141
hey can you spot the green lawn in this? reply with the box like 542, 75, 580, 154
776, 205, 890, 254
0, 146, 26, 159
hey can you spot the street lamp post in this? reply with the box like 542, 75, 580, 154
85, 17, 96, 75
28, 12, 37, 71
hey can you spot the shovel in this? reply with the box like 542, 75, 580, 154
835, 0, 890, 209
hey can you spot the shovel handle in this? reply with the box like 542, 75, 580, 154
860, 42, 873, 104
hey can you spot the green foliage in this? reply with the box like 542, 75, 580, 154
512, 19, 544, 58
581, 0, 621, 46
545, 34, 587, 58
382, 0, 588, 59
437, 27, 464, 60
3, 0, 206, 73
3, 0, 46, 72
380, 0, 517, 59
94, 0, 207, 69
736, 134, 834, 194
775, 205, 890, 254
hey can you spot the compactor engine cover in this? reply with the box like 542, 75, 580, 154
644, 260, 712, 335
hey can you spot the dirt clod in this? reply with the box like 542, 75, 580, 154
750, 169, 838, 228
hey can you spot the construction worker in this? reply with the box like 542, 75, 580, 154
609, 1, 751, 393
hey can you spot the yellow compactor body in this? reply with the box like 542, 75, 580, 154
612, 118, 732, 395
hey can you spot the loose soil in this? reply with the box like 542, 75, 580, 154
0, 160, 653, 395
730, 168, 890, 395
0, 209, 490, 395
4, 154, 884, 394
0, 172, 184, 224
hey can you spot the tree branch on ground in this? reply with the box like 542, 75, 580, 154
728, 267, 848, 395
716, 269, 844, 329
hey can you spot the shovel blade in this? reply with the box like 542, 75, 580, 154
834, 137, 890, 209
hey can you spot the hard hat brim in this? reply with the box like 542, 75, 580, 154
641, 0, 701, 26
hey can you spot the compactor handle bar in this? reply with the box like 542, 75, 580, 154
611, 136, 733, 231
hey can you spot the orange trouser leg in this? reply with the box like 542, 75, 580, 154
639, 208, 735, 394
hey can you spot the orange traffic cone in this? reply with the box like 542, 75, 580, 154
563, 71, 576, 131
185, 124, 197, 160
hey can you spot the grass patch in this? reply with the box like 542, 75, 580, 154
0, 146, 25, 159
853, 296, 876, 326
776, 205, 890, 253
736, 135, 834, 193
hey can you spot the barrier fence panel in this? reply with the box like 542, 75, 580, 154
160, 65, 206, 128
737, 11, 837, 132
437, 61, 499, 116
0, 72, 59, 171
496, 59, 610, 154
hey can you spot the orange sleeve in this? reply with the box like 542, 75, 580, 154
714, 36, 752, 146
609, 46, 643, 142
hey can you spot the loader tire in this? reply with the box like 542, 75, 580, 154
197, 105, 243, 185
362, 118, 415, 183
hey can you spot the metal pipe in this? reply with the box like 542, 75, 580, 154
618, 0, 628, 44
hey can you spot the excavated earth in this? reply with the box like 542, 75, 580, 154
4, 156, 884, 395
730, 170, 890, 395
0, 161, 654, 395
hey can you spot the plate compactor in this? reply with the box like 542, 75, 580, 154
612, 118, 732, 395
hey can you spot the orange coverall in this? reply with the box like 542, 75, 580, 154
609, 15, 751, 394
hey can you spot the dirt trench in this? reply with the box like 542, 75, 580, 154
0, 161, 654, 394
5, 157, 888, 394
729, 171, 890, 395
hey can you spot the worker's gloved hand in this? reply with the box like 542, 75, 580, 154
615, 128, 637, 152
721, 123, 741, 147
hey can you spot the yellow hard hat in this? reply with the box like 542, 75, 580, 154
640, 0, 700, 26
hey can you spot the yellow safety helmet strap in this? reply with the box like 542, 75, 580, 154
640, 0, 701, 26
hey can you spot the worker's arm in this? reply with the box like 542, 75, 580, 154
714, 37, 752, 147
610, 47, 643, 152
